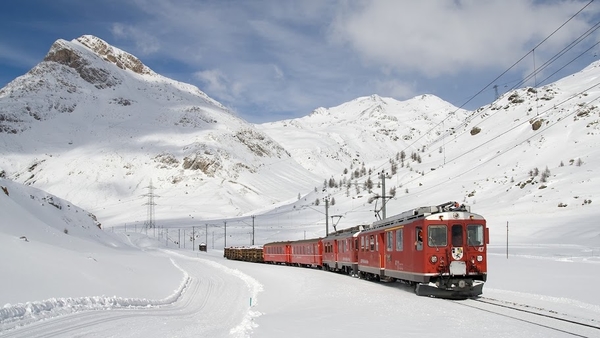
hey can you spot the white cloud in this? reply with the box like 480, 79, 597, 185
194, 69, 231, 99
329, 0, 596, 77
373, 79, 416, 98
111, 23, 160, 55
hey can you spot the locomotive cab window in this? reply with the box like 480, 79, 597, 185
428, 225, 447, 247
369, 235, 375, 251
467, 224, 484, 246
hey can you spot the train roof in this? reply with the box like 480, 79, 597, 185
366, 201, 482, 231
323, 225, 364, 240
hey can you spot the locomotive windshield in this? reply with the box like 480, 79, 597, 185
428, 225, 447, 247
467, 224, 484, 246
452, 224, 463, 247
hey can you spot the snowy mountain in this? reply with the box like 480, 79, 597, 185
0, 35, 319, 224
257, 93, 469, 177
0, 35, 599, 247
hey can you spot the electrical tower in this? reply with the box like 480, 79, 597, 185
143, 179, 158, 228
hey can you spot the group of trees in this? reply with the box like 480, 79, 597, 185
310, 146, 436, 207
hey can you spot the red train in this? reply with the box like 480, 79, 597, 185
236, 201, 488, 299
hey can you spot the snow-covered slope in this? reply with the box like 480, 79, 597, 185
0, 178, 182, 306
0, 36, 318, 224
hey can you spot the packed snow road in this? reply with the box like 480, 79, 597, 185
3, 245, 600, 337
0, 250, 260, 338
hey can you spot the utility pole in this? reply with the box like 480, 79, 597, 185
380, 170, 387, 220
192, 226, 195, 251
493, 84, 499, 101
224, 221, 227, 248
251, 215, 255, 245
325, 197, 329, 236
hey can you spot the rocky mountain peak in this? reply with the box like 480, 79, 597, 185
42, 35, 154, 89
75, 35, 152, 75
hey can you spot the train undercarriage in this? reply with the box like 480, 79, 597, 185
415, 277, 484, 299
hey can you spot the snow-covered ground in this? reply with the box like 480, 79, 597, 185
1, 177, 599, 337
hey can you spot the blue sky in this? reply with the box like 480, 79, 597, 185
1, 0, 599, 123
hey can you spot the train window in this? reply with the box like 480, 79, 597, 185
396, 229, 404, 251
386, 231, 393, 251
369, 235, 375, 251
354, 238, 358, 251
361, 236, 365, 251
467, 225, 484, 246
452, 224, 463, 247
415, 226, 423, 251
428, 225, 447, 247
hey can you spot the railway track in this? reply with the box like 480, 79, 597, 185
451, 296, 600, 337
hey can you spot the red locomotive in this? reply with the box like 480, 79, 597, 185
231, 201, 488, 299
355, 201, 487, 298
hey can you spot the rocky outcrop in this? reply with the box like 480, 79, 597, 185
44, 40, 120, 89
76, 35, 152, 76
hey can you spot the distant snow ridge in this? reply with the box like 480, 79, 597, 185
0, 258, 190, 331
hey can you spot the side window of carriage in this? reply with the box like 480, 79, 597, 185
386, 231, 393, 252
396, 228, 403, 251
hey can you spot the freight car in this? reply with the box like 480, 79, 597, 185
225, 201, 488, 299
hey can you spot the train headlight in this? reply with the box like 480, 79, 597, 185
430, 255, 438, 263
477, 255, 483, 262
458, 280, 466, 288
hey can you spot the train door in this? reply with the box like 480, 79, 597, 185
451, 223, 464, 261
379, 232, 386, 270
412, 226, 424, 272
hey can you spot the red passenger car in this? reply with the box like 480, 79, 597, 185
290, 238, 323, 268
357, 201, 488, 298
263, 241, 291, 265
322, 225, 362, 275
